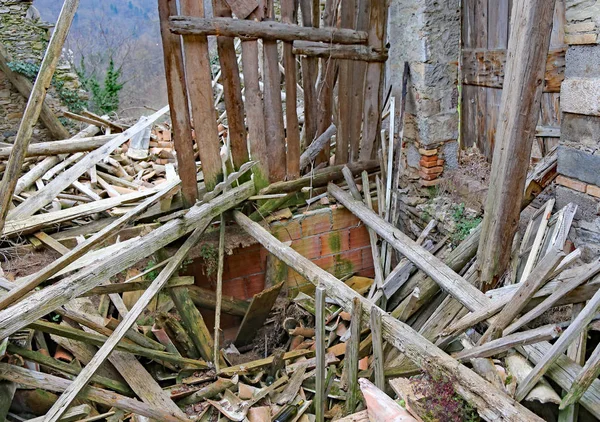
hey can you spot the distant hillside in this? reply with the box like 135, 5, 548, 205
35, 0, 168, 117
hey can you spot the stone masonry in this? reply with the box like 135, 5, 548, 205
0, 0, 83, 143
387, 0, 460, 186
556, 1, 600, 259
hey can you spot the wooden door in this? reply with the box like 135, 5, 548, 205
461, 0, 565, 161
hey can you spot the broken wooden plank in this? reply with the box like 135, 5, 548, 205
235, 281, 284, 347
315, 284, 326, 422
0, 134, 115, 159
0, 181, 254, 340
8, 106, 170, 220
300, 123, 336, 169
170, 16, 368, 44
233, 210, 544, 421
370, 308, 385, 390
187, 285, 249, 316
560, 341, 600, 408
293, 41, 387, 62
0, 0, 80, 233
344, 297, 362, 415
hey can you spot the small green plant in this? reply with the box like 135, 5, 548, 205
412, 369, 479, 422
451, 203, 482, 244
144, 260, 159, 281
199, 244, 219, 278
77, 57, 124, 114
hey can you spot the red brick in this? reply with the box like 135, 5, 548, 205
420, 165, 444, 175
586, 184, 600, 198
419, 148, 437, 156
312, 255, 336, 273
331, 208, 361, 230
320, 229, 351, 256
420, 154, 439, 163
270, 219, 302, 241
420, 178, 444, 187
291, 236, 322, 260
556, 175, 586, 193
300, 211, 332, 236
349, 226, 371, 249
436, 159, 445, 166
223, 248, 264, 280
245, 273, 266, 298
356, 267, 375, 278
222, 277, 247, 299
420, 157, 441, 168
419, 171, 439, 181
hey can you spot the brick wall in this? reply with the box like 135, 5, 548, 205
183, 206, 375, 335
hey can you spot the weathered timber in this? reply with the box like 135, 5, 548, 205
218, 349, 312, 376
213, 213, 225, 370
478, 247, 565, 343
0, 180, 180, 310
233, 210, 544, 421
370, 307, 385, 389
454, 325, 562, 361
515, 286, 600, 401
8, 107, 169, 220
176, 377, 235, 406
170, 16, 368, 44
299, 0, 318, 154
478, 0, 558, 290
0, 363, 186, 422
300, 123, 336, 169
0, 181, 254, 340
293, 41, 387, 62
188, 285, 249, 316
462, 47, 565, 93
260, 160, 379, 194
315, 285, 326, 422
560, 341, 600, 408
0, 0, 79, 233
344, 297, 362, 415
0, 135, 115, 159
180, 0, 222, 191
159, 0, 197, 206
235, 282, 284, 346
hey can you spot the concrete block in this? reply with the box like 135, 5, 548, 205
442, 141, 459, 169
561, 112, 600, 149
406, 143, 421, 169
566, 45, 600, 78
561, 77, 600, 116
558, 145, 600, 186
556, 185, 600, 221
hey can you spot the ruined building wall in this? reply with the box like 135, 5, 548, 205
555, 1, 600, 258
0, 0, 83, 143
387, 0, 461, 186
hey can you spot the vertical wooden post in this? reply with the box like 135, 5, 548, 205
0, 0, 79, 234
282, 0, 301, 180
212, 0, 250, 174
344, 297, 362, 414
180, 0, 222, 191
158, 0, 198, 207
370, 304, 385, 390
299, 0, 318, 151
477, 0, 557, 291
359, 0, 388, 160
315, 285, 326, 422
263, 0, 287, 182
558, 303, 586, 421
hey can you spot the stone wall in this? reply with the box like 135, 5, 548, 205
0, 0, 83, 143
387, 0, 460, 186
556, 5, 600, 258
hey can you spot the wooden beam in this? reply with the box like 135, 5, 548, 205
180, 0, 222, 191
315, 285, 326, 422
477, 0, 558, 291
7, 106, 169, 220
187, 285, 249, 316
300, 123, 336, 169
344, 297, 362, 415
0, 44, 69, 140
0, 0, 79, 233
0, 363, 186, 422
235, 282, 284, 346
170, 16, 368, 44
158, 0, 198, 207
370, 307, 385, 390
233, 210, 543, 421
293, 41, 387, 62
0, 181, 254, 340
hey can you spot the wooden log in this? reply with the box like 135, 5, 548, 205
315, 285, 326, 422
359, 0, 387, 160
235, 282, 284, 346
158, 0, 197, 207
477, 0, 558, 291
282, 0, 301, 179
0, 134, 115, 159
8, 107, 169, 220
0, 181, 254, 340
212, 0, 249, 174
515, 286, 600, 401
170, 16, 368, 44
0, 0, 79, 233
0, 44, 69, 141
300, 124, 335, 169
6, 343, 133, 395
176, 377, 235, 406
0, 363, 187, 421
478, 247, 565, 343
293, 41, 387, 62
218, 348, 311, 376
560, 342, 600, 408
329, 184, 488, 312
241, 37, 270, 190
370, 307, 385, 390
504, 259, 600, 336
263, 1, 287, 182
233, 210, 544, 421
260, 160, 379, 194
187, 285, 249, 316
299, 0, 318, 154
213, 213, 225, 370
180, 0, 222, 191
14, 156, 60, 196
454, 325, 562, 361
344, 297, 362, 415
0, 180, 180, 310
